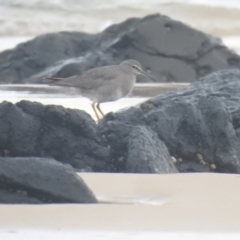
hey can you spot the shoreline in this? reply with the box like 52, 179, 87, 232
0, 2, 240, 37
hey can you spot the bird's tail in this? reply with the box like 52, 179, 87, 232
42, 77, 63, 84
42, 77, 74, 87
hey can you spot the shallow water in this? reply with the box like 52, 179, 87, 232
0, 83, 188, 120
0, 85, 147, 121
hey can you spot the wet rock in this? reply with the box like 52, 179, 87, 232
0, 14, 239, 84
0, 100, 110, 172
100, 69, 240, 173
0, 157, 98, 204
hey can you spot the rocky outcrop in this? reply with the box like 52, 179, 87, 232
99, 122, 177, 173
0, 14, 239, 84
1, 70, 240, 174
0, 100, 110, 172
126, 126, 177, 173
0, 100, 177, 174
0, 157, 97, 203
99, 69, 240, 173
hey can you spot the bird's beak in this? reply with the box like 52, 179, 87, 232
139, 69, 158, 82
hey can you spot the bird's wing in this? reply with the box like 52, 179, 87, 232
43, 65, 121, 89
76, 65, 121, 90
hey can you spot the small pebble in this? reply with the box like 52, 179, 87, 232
171, 156, 177, 163
196, 153, 203, 162
4, 149, 9, 156
210, 164, 216, 170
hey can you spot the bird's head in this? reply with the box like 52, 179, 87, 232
120, 59, 157, 81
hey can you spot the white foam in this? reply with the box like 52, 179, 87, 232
187, 0, 240, 9
0, 230, 239, 240
0, 36, 33, 52
0, 86, 149, 121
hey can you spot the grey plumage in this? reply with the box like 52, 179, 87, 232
43, 59, 156, 120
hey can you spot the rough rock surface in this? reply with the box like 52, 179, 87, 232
0, 14, 239, 84
126, 126, 177, 173
0, 157, 97, 204
1, 70, 240, 174
0, 100, 110, 172
99, 121, 177, 173
99, 69, 240, 173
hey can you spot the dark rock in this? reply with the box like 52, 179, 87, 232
99, 69, 240, 173
0, 14, 239, 84
99, 121, 177, 173
0, 32, 97, 83
126, 126, 177, 173
0, 190, 43, 204
0, 100, 110, 172
176, 161, 211, 173
0, 157, 97, 204
146, 96, 239, 173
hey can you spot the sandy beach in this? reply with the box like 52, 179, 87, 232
1, 1, 240, 239
0, 173, 240, 233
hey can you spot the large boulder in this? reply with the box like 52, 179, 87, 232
0, 157, 97, 204
0, 14, 239, 84
99, 69, 240, 173
0, 100, 177, 174
0, 100, 110, 172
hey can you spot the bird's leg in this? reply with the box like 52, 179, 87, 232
91, 102, 100, 121
96, 103, 105, 117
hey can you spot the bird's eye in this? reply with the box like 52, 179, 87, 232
132, 65, 137, 69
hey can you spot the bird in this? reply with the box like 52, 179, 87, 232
43, 59, 157, 120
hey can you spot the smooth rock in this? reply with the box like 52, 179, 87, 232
0, 157, 98, 204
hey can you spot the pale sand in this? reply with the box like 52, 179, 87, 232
0, 173, 240, 232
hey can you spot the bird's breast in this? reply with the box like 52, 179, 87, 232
120, 74, 136, 97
